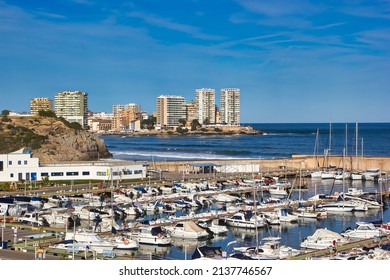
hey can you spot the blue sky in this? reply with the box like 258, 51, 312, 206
1, 0, 389, 123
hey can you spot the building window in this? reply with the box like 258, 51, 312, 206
66, 172, 79, 176
134, 170, 143, 175
8, 161, 12, 165
123, 170, 132, 175
97, 171, 106, 176
0, 161, 3, 171
82, 171, 90, 176
51, 172, 64, 176
41, 173, 49, 177
18, 160, 21, 165
10, 173, 13, 178
24, 160, 28, 165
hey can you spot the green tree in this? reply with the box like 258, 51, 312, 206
38, 110, 57, 118
178, 118, 186, 127
141, 116, 156, 130
191, 119, 201, 131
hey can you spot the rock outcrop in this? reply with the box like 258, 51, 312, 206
0, 116, 111, 162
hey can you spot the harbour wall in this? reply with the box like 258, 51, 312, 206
147, 155, 390, 174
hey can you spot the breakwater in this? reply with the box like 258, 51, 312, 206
147, 155, 390, 174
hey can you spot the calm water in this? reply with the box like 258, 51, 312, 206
100, 123, 390, 259
101, 123, 390, 162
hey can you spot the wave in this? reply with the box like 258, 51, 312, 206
112, 151, 256, 161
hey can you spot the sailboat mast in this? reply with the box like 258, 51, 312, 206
345, 123, 348, 157
329, 122, 331, 157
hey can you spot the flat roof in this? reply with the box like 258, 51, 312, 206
190, 163, 217, 167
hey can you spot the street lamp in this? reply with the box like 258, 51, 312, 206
72, 214, 78, 260
1, 212, 5, 250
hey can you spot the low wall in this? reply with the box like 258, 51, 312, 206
147, 155, 390, 174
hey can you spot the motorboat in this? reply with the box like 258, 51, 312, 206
196, 218, 229, 236
346, 187, 366, 197
233, 236, 300, 259
319, 197, 355, 212
225, 212, 266, 229
49, 239, 89, 252
341, 222, 390, 240
18, 212, 49, 227
128, 226, 172, 246
362, 168, 381, 181
300, 228, 348, 250
64, 230, 117, 254
165, 221, 210, 240
268, 185, 288, 198
104, 235, 138, 250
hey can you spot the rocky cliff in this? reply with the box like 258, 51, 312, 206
0, 115, 111, 162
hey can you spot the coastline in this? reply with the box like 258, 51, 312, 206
96, 125, 263, 136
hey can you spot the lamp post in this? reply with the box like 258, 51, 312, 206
72, 214, 78, 260
1, 212, 5, 250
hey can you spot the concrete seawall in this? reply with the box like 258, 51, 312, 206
146, 155, 390, 174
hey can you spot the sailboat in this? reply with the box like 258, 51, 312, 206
351, 121, 363, 180
311, 128, 323, 179
319, 148, 355, 213
321, 122, 336, 179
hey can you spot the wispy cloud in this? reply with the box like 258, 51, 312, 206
312, 22, 347, 30
126, 11, 225, 41
339, 2, 390, 19
235, 0, 322, 17
34, 11, 66, 19
355, 28, 390, 49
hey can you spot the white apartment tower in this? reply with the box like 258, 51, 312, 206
220, 88, 240, 125
195, 88, 215, 125
156, 95, 186, 128
55, 91, 88, 128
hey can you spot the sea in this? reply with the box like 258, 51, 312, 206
100, 123, 390, 260
101, 123, 390, 162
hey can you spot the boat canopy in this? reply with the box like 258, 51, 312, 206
191, 245, 222, 259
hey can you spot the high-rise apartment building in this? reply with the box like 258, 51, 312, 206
30, 98, 53, 115
111, 103, 142, 131
112, 103, 141, 115
195, 88, 216, 125
54, 91, 88, 128
220, 88, 240, 125
156, 95, 186, 128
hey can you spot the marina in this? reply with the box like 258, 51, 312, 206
1, 173, 390, 260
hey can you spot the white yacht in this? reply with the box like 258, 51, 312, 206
233, 236, 300, 259
64, 230, 117, 254
341, 222, 390, 240
225, 212, 267, 229
196, 218, 229, 236
362, 168, 381, 181
300, 228, 348, 250
128, 226, 172, 246
319, 198, 355, 212
165, 221, 210, 240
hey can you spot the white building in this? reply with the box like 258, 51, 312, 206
195, 88, 215, 125
0, 149, 146, 183
156, 95, 186, 128
220, 88, 240, 125
55, 91, 88, 128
